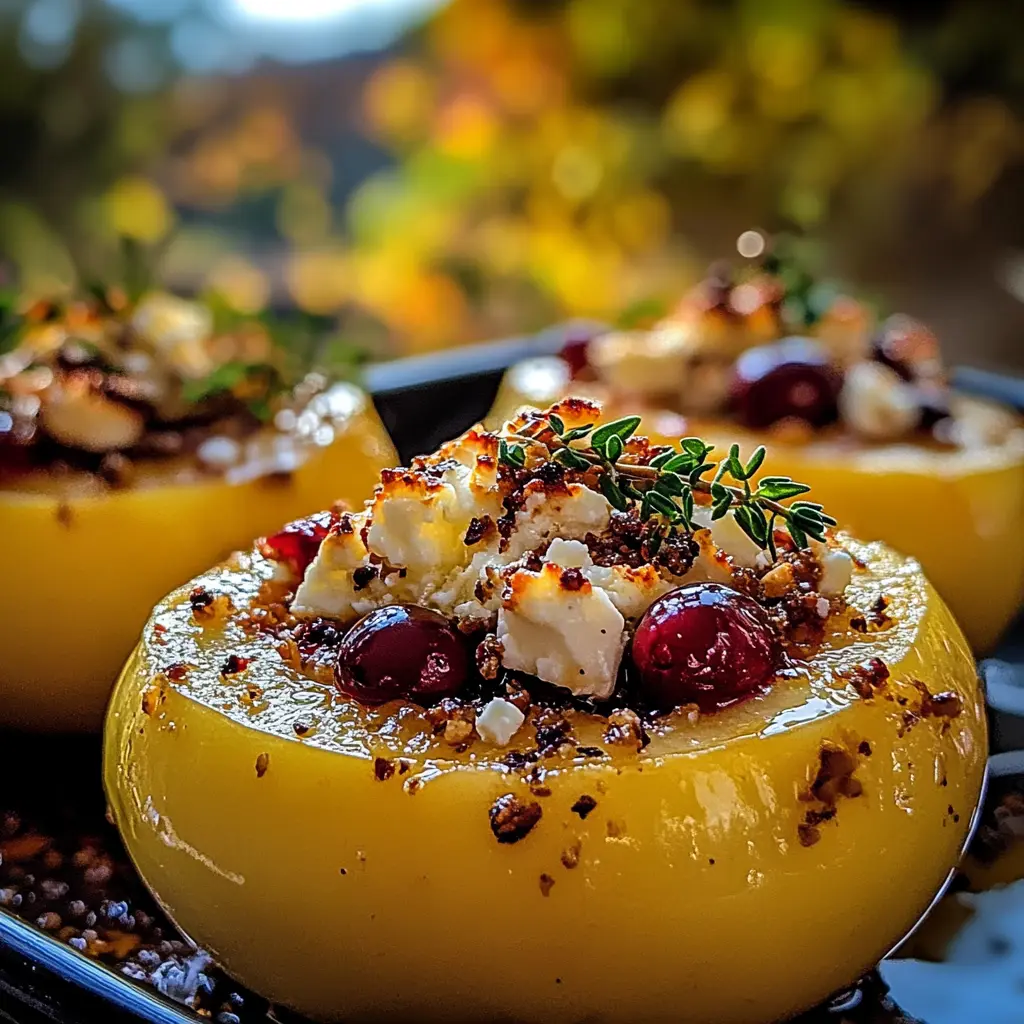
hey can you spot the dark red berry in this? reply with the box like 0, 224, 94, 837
632, 583, 780, 711
731, 337, 841, 429
334, 605, 469, 705
872, 315, 942, 382
559, 329, 596, 379
260, 510, 337, 576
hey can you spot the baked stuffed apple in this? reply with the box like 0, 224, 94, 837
105, 399, 986, 1024
492, 256, 1024, 652
1, 291, 395, 730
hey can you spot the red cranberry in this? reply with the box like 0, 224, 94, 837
559, 329, 596, 379
632, 583, 780, 711
872, 315, 942, 382
334, 605, 469, 705
731, 337, 841, 429
260, 510, 337, 576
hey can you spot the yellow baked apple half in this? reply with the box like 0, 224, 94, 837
105, 400, 986, 1024
491, 241, 1024, 652
1, 292, 395, 730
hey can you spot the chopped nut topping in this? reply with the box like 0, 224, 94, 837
538, 873, 555, 897
603, 709, 648, 751
560, 842, 581, 869
475, 634, 504, 681
843, 657, 890, 699
489, 794, 543, 844
255, 753, 269, 778
570, 795, 597, 819
373, 757, 395, 782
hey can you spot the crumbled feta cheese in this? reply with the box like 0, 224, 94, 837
131, 294, 214, 380
196, 436, 241, 470
589, 328, 690, 396
475, 697, 526, 746
498, 562, 625, 699
292, 406, 857, 697
818, 548, 853, 596
708, 509, 763, 569
816, 597, 830, 619
839, 361, 922, 440
41, 384, 144, 452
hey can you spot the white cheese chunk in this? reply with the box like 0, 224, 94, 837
839, 361, 922, 441
497, 563, 625, 699
818, 549, 853, 596
475, 697, 526, 746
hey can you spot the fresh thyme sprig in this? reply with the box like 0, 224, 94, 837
498, 414, 837, 559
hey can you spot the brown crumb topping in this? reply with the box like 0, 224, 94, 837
842, 657, 890, 699
373, 757, 395, 782
489, 794, 543, 844
570, 795, 598, 819
463, 515, 495, 546
603, 709, 649, 751
560, 842, 581, 869
254, 753, 269, 778
475, 634, 504, 681
538, 873, 555, 896
797, 740, 865, 846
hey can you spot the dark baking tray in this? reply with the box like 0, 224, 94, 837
1, 330, 1023, 1024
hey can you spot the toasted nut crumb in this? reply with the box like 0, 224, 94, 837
539, 873, 555, 897
443, 718, 475, 746
798, 824, 821, 847
373, 757, 395, 782
560, 842, 581, 869
603, 709, 647, 751
475, 634, 504, 681
570, 795, 597, 819
255, 753, 269, 778
140, 683, 164, 717
761, 563, 796, 599
489, 794, 542, 844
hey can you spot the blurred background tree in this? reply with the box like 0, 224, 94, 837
0, 0, 1022, 364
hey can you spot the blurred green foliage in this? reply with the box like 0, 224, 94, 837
0, 0, 1021, 354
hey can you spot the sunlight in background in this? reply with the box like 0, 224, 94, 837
226, 0, 434, 22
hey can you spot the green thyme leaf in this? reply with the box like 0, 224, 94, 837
654, 471, 684, 497
744, 446, 767, 479
646, 490, 679, 518
553, 447, 591, 471
650, 450, 676, 469
606, 433, 624, 463
757, 477, 812, 501
548, 413, 565, 436
726, 443, 745, 480
499, 439, 527, 468
591, 416, 642, 449
680, 437, 713, 461
560, 424, 593, 443
598, 472, 629, 512
680, 488, 694, 529
787, 522, 809, 549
